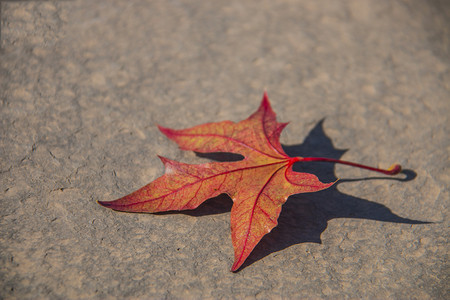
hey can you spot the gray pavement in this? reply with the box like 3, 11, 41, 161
1, 1, 448, 298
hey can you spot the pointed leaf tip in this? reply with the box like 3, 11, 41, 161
231, 258, 246, 272
261, 91, 271, 108
97, 200, 112, 208
157, 155, 171, 165
157, 124, 174, 136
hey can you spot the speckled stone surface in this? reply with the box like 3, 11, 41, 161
1, 1, 448, 298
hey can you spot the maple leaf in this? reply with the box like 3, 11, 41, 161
99, 93, 401, 271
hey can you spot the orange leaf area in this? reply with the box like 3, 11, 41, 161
99, 93, 334, 271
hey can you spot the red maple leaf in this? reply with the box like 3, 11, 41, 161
99, 93, 401, 271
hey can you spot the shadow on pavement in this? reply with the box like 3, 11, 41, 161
160, 119, 429, 271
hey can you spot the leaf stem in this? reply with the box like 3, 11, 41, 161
297, 157, 402, 175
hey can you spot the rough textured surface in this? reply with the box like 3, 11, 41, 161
0, 0, 448, 298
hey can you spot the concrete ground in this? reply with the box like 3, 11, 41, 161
1, 0, 448, 298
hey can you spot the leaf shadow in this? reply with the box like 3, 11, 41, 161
156, 119, 429, 271
238, 119, 430, 270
